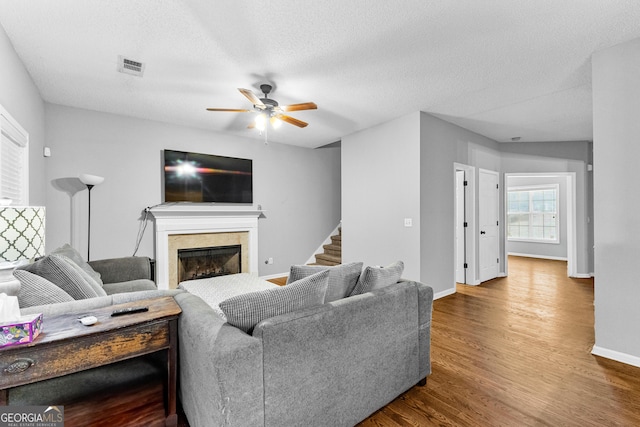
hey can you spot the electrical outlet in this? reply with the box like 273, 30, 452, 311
404, 218, 413, 227
265, 257, 274, 265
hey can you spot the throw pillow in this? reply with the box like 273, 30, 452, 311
17, 254, 106, 300
287, 262, 363, 303
53, 254, 107, 298
13, 269, 74, 308
51, 243, 103, 285
219, 269, 330, 333
349, 261, 404, 296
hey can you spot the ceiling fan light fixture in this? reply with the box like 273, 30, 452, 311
255, 113, 267, 131
270, 116, 282, 129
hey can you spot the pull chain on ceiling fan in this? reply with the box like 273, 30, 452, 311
207, 84, 317, 131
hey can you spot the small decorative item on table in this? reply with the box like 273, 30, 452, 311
0, 313, 43, 348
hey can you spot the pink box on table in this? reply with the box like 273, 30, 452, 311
0, 313, 43, 348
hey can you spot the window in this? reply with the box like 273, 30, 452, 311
0, 105, 29, 205
507, 185, 559, 243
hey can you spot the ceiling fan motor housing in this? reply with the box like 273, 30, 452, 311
259, 84, 278, 107
260, 98, 278, 107
260, 84, 273, 95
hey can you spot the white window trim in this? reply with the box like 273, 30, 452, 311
507, 184, 560, 245
0, 104, 29, 205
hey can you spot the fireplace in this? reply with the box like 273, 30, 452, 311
177, 245, 241, 283
149, 205, 262, 290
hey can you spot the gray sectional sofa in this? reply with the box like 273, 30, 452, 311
177, 277, 433, 427
5, 249, 434, 427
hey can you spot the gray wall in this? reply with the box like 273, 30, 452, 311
341, 112, 422, 280
44, 104, 341, 276
592, 37, 640, 362
342, 110, 593, 297
0, 23, 46, 206
420, 113, 500, 294
501, 141, 592, 273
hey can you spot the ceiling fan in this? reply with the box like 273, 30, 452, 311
206, 84, 317, 130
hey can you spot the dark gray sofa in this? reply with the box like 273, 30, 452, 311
176, 278, 433, 427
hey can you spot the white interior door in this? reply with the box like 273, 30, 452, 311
455, 170, 466, 283
479, 169, 499, 282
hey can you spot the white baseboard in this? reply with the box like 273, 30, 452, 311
571, 273, 592, 279
508, 252, 568, 261
592, 345, 640, 368
434, 287, 456, 300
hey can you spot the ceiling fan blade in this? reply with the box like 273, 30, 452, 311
238, 88, 266, 108
276, 114, 308, 128
280, 102, 318, 112
206, 108, 251, 112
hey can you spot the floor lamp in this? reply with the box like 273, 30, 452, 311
79, 174, 104, 261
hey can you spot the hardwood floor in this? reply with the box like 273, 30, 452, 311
358, 256, 640, 426
58, 256, 640, 426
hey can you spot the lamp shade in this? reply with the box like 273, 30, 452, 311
0, 206, 46, 263
79, 174, 105, 186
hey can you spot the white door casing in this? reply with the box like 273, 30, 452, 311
455, 170, 466, 283
479, 169, 500, 282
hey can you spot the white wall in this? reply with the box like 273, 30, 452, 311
44, 104, 341, 275
592, 37, 640, 365
342, 112, 422, 281
0, 23, 46, 207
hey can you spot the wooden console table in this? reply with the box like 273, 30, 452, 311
0, 296, 181, 427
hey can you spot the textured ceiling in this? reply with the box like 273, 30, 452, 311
1, 1, 640, 148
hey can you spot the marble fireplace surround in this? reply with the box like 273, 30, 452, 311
150, 205, 262, 290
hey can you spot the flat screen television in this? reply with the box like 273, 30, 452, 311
163, 149, 253, 203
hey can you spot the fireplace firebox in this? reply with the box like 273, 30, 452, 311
177, 245, 241, 283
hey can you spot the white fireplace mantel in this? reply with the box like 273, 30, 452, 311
150, 204, 263, 289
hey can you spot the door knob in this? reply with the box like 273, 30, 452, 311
480, 231, 486, 235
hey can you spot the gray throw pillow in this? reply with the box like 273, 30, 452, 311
219, 270, 330, 333
51, 243, 103, 285
53, 254, 107, 298
287, 262, 363, 303
349, 261, 404, 296
17, 254, 106, 300
13, 269, 74, 308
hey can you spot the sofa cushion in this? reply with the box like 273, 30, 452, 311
51, 243, 103, 285
13, 269, 74, 307
349, 261, 404, 296
219, 270, 330, 333
287, 262, 363, 303
102, 280, 158, 295
17, 254, 107, 300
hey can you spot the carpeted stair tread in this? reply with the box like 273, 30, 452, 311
314, 253, 341, 266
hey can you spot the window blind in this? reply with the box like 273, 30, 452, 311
0, 108, 29, 205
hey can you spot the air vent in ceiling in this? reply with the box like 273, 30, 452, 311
117, 55, 145, 77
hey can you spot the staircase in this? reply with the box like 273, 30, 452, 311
313, 228, 342, 266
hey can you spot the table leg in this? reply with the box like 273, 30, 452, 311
165, 318, 178, 427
